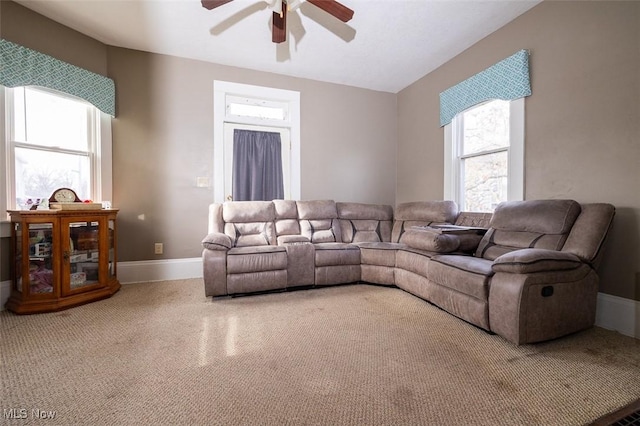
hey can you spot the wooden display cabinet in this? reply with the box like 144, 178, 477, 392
6, 209, 120, 314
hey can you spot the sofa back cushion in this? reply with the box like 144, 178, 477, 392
561, 203, 615, 267
337, 202, 394, 243
222, 201, 277, 247
273, 199, 301, 237
476, 199, 582, 260
391, 201, 458, 242
297, 200, 342, 243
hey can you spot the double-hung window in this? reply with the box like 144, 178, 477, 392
444, 98, 524, 212
4, 86, 104, 210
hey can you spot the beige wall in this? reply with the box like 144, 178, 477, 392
397, 1, 640, 300
107, 48, 397, 261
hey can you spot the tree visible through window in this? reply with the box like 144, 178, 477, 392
459, 100, 510, 212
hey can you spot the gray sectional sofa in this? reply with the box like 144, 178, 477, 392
202, 199, 614, 345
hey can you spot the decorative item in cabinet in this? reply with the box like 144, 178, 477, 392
5, 209, 120, 314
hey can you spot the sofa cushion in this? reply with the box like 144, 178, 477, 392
300, 219, 342, 243
225, 222, 276, 247
314, 243, 361, 266
273, 199, 298, 219
227, 246, 287, 274
561, 203, 615, 266
337, 202, 394, 243
274, 200, 302, 237
392, 201, 458, 242
476, 200, 582, 261
429, 255, 494, 300
340, 219, 393, 243
276, 219, 301, 237
395, 201, 458, 223
296, 200, 338, 220
399, 228, 460, 253
336, 202, 393, 221
223, 201, 275, 223
492, 249, 582, 274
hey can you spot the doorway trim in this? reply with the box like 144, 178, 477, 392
213, 80, 300, 204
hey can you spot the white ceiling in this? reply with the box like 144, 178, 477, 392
14, 0, 541, 93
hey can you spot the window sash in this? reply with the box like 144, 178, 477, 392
4, 86, 102, 210
225, 95, 289, 122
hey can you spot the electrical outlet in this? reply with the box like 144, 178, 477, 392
154, 243, 163, 255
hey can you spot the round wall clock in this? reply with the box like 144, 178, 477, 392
49, 188, 81, 203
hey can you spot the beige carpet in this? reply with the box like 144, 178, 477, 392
1, 279, 639, 425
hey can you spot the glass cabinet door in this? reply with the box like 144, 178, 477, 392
63, 219, 102, 294
108, 218, 116, 279
22, 222, 56, 297
13, 222, 22, 293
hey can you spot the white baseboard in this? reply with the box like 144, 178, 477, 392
117, 257, 203, 284
596, 292, 640, 339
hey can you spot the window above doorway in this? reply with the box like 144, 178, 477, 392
226, 96, 289, 122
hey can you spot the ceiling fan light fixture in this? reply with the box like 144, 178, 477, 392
203, 0, 354, 43
287, 0, 305, 12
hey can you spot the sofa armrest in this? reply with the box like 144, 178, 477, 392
492, 249, 583, 274
202, 232, 232, 251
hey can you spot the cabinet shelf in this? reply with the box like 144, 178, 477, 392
6, 209, 120, 314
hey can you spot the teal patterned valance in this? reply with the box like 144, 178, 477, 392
0, 39, 115, 116
439, 50, 530, 127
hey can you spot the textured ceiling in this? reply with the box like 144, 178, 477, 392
14, 0, 541, 93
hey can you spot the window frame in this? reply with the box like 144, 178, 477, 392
1, 85, 113, 220
444, 98, 524, 212
213, 80, 300, 204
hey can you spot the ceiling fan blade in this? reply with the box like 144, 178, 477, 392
201, 0, 234, 11
272, 2, 287, 43
307, 0, 353, 23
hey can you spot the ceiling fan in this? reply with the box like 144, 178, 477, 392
201, 0, 354, 43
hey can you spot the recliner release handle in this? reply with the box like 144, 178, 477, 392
541, 286, 554, 297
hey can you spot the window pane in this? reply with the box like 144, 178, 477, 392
463, 151, 508, 212
463, 100, 509, 155
15, 147, 90, 207
228, 103, 286, 121
23, 88, 89, 151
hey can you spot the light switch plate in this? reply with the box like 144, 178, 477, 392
196, 177, 210, 188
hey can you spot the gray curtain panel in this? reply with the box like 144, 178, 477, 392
232, 129, 285, 201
